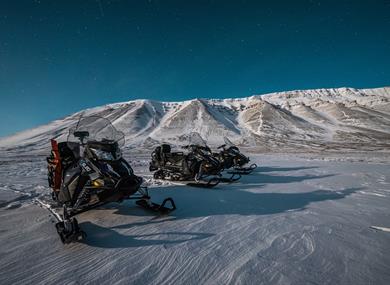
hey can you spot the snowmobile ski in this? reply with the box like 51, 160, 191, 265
136, 197, 176, 214
228, 163, 257, 175
186, 177, 221, 188
217, 173, 242, 183
36, 199, 86, 244
151, 178, 219, 189
55, 218, 86, 244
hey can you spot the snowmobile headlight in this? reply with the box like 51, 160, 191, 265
92, 179, 104, 187
115, 148, 122, 159
90, 148, 115, 161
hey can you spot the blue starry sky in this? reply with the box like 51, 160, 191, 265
0, 0, 389, 137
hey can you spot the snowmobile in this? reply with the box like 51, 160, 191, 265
213, 137, 257, 175
46, 116, 176, 244
149, 133, 241, 188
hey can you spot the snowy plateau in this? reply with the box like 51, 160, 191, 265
0, 87, 390, 284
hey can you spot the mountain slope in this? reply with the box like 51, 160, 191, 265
1, 87, 389, 152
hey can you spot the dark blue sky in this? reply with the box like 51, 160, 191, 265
1, 0, 389, 137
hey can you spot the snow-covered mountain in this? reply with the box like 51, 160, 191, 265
1, 87, 389, 152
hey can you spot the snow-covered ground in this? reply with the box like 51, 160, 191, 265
1, 151, 389, 284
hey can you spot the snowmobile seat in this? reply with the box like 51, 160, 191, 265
164, 152, 185, 164
151, 146, 161, 161
158, 145, 184, 165
160, 144, 173, 164
161, 144, 171, 154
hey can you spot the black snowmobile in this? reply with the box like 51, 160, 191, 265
46, 116, 176, 244
213, 137, 257, 175
149, 133, 240, 188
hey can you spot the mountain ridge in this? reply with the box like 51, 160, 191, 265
1, 86, 389, 152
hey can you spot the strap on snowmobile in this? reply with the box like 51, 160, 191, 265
49, 139, 62, 192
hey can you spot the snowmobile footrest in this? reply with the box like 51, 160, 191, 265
136, 197, 176, 214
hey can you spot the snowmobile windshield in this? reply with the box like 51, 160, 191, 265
223, 136, 235, 147
217, 136, 236, 149
188, 132, 207, 147
67, 116, 125, 146
181, 132, 212, 155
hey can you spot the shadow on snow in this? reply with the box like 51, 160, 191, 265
81, 221, 213, 248
81, 166, 359, 248
254, 166, 319, 173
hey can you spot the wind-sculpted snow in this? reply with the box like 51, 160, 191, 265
0, 87, 389, 152
1, 152, 390, 284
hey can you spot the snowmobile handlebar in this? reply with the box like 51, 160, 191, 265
73, 131, 90, 143
183, 144, 207, 150
217, 144, 226, 149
